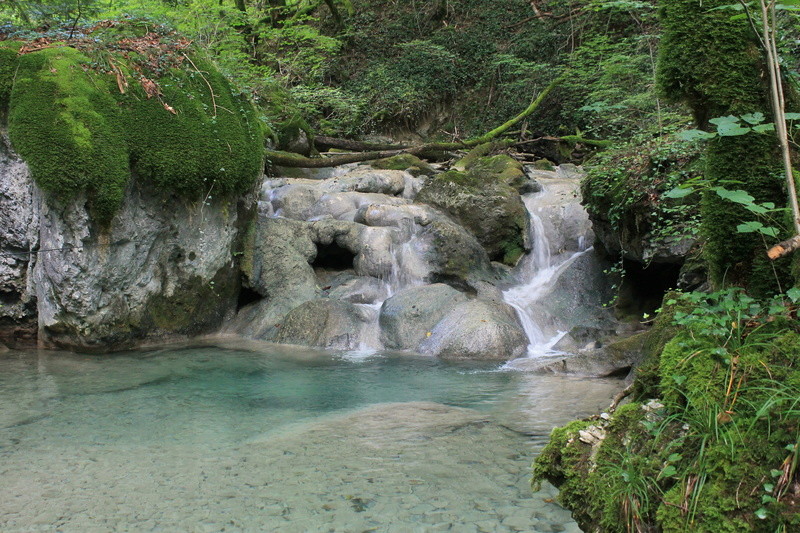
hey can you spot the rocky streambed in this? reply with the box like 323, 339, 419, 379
1, 130, 645, 375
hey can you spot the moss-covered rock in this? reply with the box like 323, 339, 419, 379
3, 26, 265, 224
416, 156, 528, 265
533, 302, 800, 532
371, 153, 434, 176
658, 0, 791, 295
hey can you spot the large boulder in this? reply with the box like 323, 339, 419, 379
419, 299, 528, 360
273, 298, 370, 350
379, 284, 468, 350
31, 177, 252, 352
417, 169, 528, 265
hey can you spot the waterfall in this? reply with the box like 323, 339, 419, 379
502, 169, 593, 358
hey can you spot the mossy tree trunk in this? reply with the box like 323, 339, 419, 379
657, 0, 790, 295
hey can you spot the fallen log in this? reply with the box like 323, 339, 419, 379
266, 73, 566, 169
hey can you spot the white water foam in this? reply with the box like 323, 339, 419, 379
502, 176, 593, 358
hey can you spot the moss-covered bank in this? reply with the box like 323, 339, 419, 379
533, 292, 800, 532
1, 23, 266, 224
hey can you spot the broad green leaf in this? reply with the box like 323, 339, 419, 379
771, 469, 784, 477
755, 508, 768, 520
784, 112, 800, 120
741, 112, 765, 125
668, 453, 682, 462
663, 187, 694, 199
709, 115, 741, 126
759, 226, 779, 238
717, 122, 751, 136
752, 123, 776, 133
787, 287, 800, 303
713, 187, 756, 205
743, 203, 769, 214
676, 129, 716, 141
737, 221, 763, 233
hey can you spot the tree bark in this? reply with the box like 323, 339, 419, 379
767, 235, 800, 260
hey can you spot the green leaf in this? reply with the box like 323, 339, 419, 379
752, 123, 776, 134
784, 112, 800, 120
787, 287, 800, 303
713, 187, 756, 205
668, 453, 682, 462
764, 483, 775, 492
717, 122, 751, 136
741, 112, 765, 125
676, 129, 716, 141
759, 226, 779, 238
771, 469, 784, 477
755, 508, 768, 520
659, 465, 677, 478
737, 221, 763, 233
672, 375, 687, 385
664, 187, 695, 199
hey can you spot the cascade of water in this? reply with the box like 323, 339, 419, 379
354, 218, 431, 353
502, 176, 593, 358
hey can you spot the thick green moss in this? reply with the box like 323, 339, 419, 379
5, 39, 265, 224
0, 41, 22, 123
122, 54, 265, 199
536, 291, 800, 532
8, 47, 129, 222
658, 0, 788, 294
372, 153, 433, 175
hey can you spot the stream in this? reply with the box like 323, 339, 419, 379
0, 343, 622, 532
0, 166, 624, 531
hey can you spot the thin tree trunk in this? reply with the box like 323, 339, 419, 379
758, 0, 800, 259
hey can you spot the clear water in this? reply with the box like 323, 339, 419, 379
0, 339, 623, 532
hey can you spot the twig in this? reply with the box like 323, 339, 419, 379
182, 52, 218, 117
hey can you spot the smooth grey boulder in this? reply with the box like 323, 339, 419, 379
273, 298, 369, 350
419, 299, 528, 360
0, 133, 38, 348
379, 284, 468, 350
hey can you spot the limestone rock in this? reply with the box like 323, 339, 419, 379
0, 133, 38, 348
379, 284, 468, 350
419, 299, 527, 360
417, 171, 528, 265
273, 298, 369, 350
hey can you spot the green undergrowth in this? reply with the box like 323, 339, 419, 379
2, 22, 265, 224
581, 135, 704, 258
534, 288, 800, 532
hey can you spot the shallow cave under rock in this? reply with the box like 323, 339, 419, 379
616, 259, 682, 317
